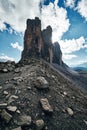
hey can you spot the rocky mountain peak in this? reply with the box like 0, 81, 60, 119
0, 17, 87, 130
21, 17, 62, 65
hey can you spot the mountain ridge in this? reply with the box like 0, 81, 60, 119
0, 58, 87, 130
0, 17, 87, 130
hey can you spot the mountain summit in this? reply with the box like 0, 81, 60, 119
21, 17, 62, 65
0, 18, 87, 130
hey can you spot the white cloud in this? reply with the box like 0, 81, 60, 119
64, 0, 75, 8
63, 54, 77, 60
59, 36, 87, 60
67, 59, 87, 67
0, 54, 14, 62
64, 0, 87, 22
0, 19, 6, 31
6, 27, 13, 34
11, 42, 23, 51
41, 1, 70, 42
0, 0, 70, 42
73, 59, 87, 66
59, 36, 86, 54
76, 0, 87, 21
0, 0, 43, 32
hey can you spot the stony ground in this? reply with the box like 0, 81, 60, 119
0, 58, 87, 130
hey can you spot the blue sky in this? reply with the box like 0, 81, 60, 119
0, 0, 87, 66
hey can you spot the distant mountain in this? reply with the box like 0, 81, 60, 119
72, 62, 87, 71
78, 62, 87, 68
0, 17, 87, 130
72, 67, 87, 71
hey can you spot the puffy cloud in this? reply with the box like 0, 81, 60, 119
11, 42, 23, 51
0, 20, 6, 31
0, 54, 14, 62
74, 59, 87, 66
76, 0, 87, 21
63, 54, 77, 60
0, 0, 43, 32
59, 36, 86, 54
59, 36, 87, 60
64, 0, 87, 22
64, 0, 75, 8
67, 59, 87, 67
0, 0, 70, 42
41, 1, 70, 41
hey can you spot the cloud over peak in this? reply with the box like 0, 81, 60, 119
41, 1, 70, 41
76, 0, 87, 21
60, 36, 86, 54
64, 0, 87, 22
64, 0, 75, 8
0, 0, 42, 32
59, 36, 87, 60
0, 0, 70, 42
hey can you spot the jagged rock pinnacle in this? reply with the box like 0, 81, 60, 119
21, 17, 62, 65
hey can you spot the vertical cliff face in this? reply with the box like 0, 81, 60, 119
53, 42, 62, 65
42, 26, 53, 63
21, 17, 62, 65
22, 17, 43, 59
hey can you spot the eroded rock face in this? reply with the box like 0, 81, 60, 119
22, 17, 43, 60
42, 26, 53, 63
53, 42, 62, 65
21, 17, 62, 65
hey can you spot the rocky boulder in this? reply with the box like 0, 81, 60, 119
40, 98, 53, 114
34, 76, 49, 90
35, 119, 45, 130
0, 60, 15, 72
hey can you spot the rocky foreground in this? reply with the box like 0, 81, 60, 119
0, 59, 87, 130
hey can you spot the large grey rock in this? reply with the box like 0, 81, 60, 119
10, 95, 18, 99
35, 119, 44, 130
14, 68, 21, 73
8, 67, 14, 72
6, 60, 15, 65
0, 109, 12, 123
0, 86, 2, 89
84, 120, 87, 125
0, 103, 7, 109
17, 115, 31, 126
2, 68, 8, 73
3, 91, 9, 95
35, 76, 49, 90
8, 95, 18, 104
12, 127, 22, 130
16, 110, 21, 114
66, 107, 74, 116
40, 98, 53, 114
7, 106, 17, 112
13, 77, 23, 82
